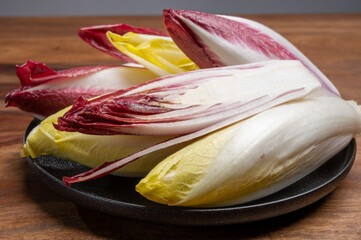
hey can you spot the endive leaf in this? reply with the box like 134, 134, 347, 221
79, 23, 169, 62
164, 9, 339, 96
106, 31, 199, 76
137, 97, 361, 207
5, 61, 157, 119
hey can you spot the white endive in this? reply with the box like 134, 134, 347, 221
136, 97, 361, 207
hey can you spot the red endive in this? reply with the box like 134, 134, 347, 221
56, 60, 321, 185
5, 61, 157, 119
55, 60, 320, 136
164, 9, 339, 96
79, 23, 169, 62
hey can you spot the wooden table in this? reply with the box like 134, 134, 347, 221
1, 14, 361, 239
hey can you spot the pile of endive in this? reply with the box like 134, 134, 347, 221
6, 10, 361, 207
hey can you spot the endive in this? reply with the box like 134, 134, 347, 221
137, 97, 361, 207
55, 60, 320, 136
164, 9, 339, 96
23, 107, 185, 177
5, 61, 157, 119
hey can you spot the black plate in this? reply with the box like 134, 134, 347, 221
24, 119, 356, 226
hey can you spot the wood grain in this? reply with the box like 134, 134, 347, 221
0, 14, 361, 239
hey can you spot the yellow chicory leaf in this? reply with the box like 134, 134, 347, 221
106, 31, 199, 76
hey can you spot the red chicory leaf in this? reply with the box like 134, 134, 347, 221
78, 23, 169, 62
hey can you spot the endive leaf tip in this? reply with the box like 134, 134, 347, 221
62, 177, 72, 187
106, 31, 118, 43
20, 147, 28, 158
15, 60, 56, 87
4, 90, 14, 107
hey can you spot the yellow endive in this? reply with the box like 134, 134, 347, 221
22, 107, 187, 177
107, 31, 199, 76
136, 97, 361, 207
